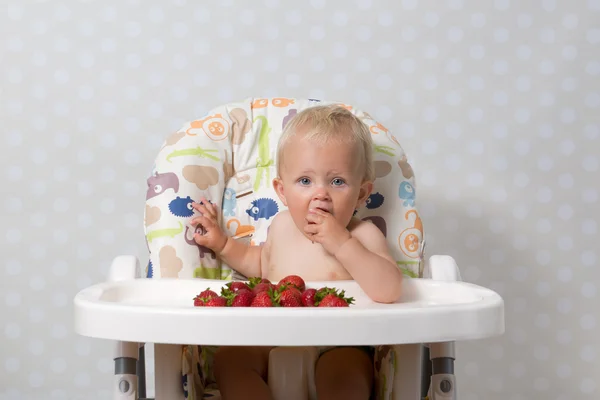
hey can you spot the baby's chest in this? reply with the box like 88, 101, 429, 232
266, 235, 352, 281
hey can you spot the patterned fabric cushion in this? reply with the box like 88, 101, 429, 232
144, 97, 424, 399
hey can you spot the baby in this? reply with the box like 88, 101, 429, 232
190, 105, 404, 400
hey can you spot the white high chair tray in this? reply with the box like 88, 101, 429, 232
74, 278, 504, 346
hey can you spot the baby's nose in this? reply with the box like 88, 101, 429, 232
312, 188, 330, 200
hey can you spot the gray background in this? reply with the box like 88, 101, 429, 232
1, 0, 599, 399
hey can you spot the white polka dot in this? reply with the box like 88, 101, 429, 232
53, 292, 68, 308
76, 340, 92, 357
445, 58, 462, 74
30, 276, 46, 291
557, 297, 572, 314
514, 108, 530, 123
424, 12, 439, 27
511, 266, 528, 282
30, 339, 45, 356
536, 251, 551, 266
536, 187, 552, 203
447, 0, 464, 9
356, 0, 372, 9
6, 229, 22, 245
447, 26, 464, 42
467, 172, 483, 187
562, 45, 578, 61
556, 330, 572, 345
217, 23, 233, 38
493, 60, 509, 75
377, 12, 393, 26
540, 28, 555, 44
581, 250, 596, 267
469, 45, 485, 60
400, 58, 416, 73
285, 74, 300, 88
582, 219, 597, 235
332, 11, 348, 26
580, 345, 596, 362
516, 75, 531, 91
581, 378, 596, 394
556, 364, 571, 379
7, 166, 23, 181
534, 378, 549, 391
51, 324, 67, 339
399, 0, 417, 8
580, 314, 596, 330
582, 188, 598, 203
51, 358, 67, 373
29, 307, 45, 323
510, 361, 526, 377
422, 106, 438, 122
77, 245, 94, 260
5, 357, 20, 373
332, 42, 348, 58
494, 28, 510, 43
516, 46, 531, 61
534, 313, 550, 328
445, 90, 461, 105
5, 291, 21, 307
75, 372, 91, 387
5, 322, 20, 339
53, 197, 70, 213
540, 91, 556, 106
465, 234, 482, 249
536, 282, 551, 297
510, 327, 527, 344
558, 236, 573, 251
588, 28, 600, 44
356, 26, 371, 42
29, 371, 44, 388
581, 282, 596, 298
423, 44, 438, 59
310, 26, 325, 41
464, 361, 479, 376
423, 75, 437, 90
582, 156, 599, 172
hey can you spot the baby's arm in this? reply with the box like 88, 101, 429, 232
190, 199, 262, 279
335, 221, 403, 303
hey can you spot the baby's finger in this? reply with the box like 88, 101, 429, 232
200, 197, 218, 218
304, 224, 319, 234
192, 202, 214, 220
305, 213, 322, 224
193, 215, 215, 231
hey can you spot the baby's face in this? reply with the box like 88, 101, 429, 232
273, 133, 372, 234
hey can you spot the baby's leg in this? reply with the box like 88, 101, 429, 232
315, 347, 374, 400
213, 345, 275, 400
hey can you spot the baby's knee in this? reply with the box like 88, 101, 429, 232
213, 346, 270, 378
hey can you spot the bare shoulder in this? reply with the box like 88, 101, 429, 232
348, 218, 395, 262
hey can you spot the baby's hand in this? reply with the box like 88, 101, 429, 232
304, 208, 351, 255
190, 197, 228, 253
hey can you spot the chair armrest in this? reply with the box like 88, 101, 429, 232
423, 255, 461, 282
268, 346, 319, 400
108, 255, 141, 282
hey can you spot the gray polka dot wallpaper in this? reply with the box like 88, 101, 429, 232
2, 0, 599, 399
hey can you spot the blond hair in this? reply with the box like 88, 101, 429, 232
276, 104, 375, 182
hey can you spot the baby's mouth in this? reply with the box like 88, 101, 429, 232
315, 207, 331, 214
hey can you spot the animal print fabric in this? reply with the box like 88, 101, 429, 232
143, 97, 423, 399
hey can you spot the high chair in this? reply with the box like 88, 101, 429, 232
74, 97, 504, 400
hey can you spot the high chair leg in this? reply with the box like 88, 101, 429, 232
427, 342, 456, 400
154, 344, 184, 400
114, 341, 139, 400
138, 344, 146, 399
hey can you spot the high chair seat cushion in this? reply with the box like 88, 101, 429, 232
144, 97, 423, 281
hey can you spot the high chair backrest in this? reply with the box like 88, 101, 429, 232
144, 98, 423, 280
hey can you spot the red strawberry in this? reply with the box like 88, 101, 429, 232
229, 289, 255, 307
315, 288, 354, 307
251, 291, 275, 307
193, 289, 218, 306
252, 282, 274, 294
248, 277, 271, 288
204, 296, 228, 307
277, 275, 306, 292
278, 287, 303, 307
227, 281, 250, 292
301, 288, 317, 307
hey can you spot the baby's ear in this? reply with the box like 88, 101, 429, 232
356, 180, 373, 208
272, 178, 287, 206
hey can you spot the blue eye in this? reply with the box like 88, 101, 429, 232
332, 178, 345, 186
299, 177, 311, 185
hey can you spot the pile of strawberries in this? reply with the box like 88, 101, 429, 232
193, 275, 354, 308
